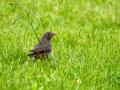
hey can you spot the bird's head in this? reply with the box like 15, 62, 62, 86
41, 32, 56, 41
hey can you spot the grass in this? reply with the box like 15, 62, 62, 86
0, 0, 120, 89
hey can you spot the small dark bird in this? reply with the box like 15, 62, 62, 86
27, 32, 56, 60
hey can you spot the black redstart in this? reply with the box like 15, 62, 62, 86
27, 32, 56, 60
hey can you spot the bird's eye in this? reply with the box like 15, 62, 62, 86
48, 34, 50, 36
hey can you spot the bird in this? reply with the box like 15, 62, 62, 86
27, 32, 56, 60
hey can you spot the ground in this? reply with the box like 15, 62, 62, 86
0, 0, 120, 89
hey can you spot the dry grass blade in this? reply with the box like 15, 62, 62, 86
26, 14, 47, 57
24, 9, 43, 31
7, 15, 26, 29
25, 9, 39, 19
7, 3, 20, 5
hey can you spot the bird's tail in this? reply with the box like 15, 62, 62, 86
27, 53, 35, 57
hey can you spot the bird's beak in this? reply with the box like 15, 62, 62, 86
53, 34, 56, 35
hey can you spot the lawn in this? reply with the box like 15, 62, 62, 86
0, 0, 120, 89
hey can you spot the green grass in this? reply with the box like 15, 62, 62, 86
0, 0, 120, 89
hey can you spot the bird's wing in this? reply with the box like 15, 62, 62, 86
32, 41, 51, 53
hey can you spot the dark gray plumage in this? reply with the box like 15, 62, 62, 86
27, 32, 56, 60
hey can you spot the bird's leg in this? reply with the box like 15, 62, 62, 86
33, 59, 37, 62
33, 56, 38, 62
42, 53, 47, 60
